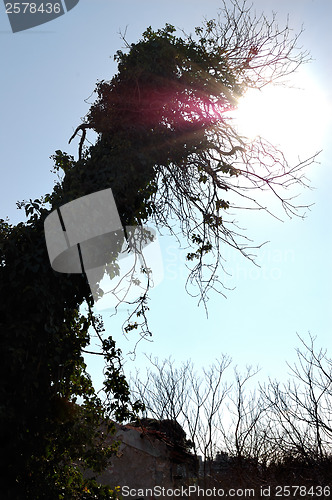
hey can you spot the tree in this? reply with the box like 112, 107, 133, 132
220, 366, 264, 462
74, 6, 316, 313
0, 1, 317, 497
131, 336, 332, 488
0, 205, 133, 498
131, 356, 232, 466
261, 334, 332, 463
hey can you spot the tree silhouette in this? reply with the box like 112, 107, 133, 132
0, 2, 317, 497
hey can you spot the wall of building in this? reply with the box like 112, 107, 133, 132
97, 424, 175, 490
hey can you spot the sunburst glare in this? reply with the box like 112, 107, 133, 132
230, 72, 330, 158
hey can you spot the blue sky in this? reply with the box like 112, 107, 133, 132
1, 0, 331, 392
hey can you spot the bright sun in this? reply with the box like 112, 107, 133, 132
230, 72, 330, 158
